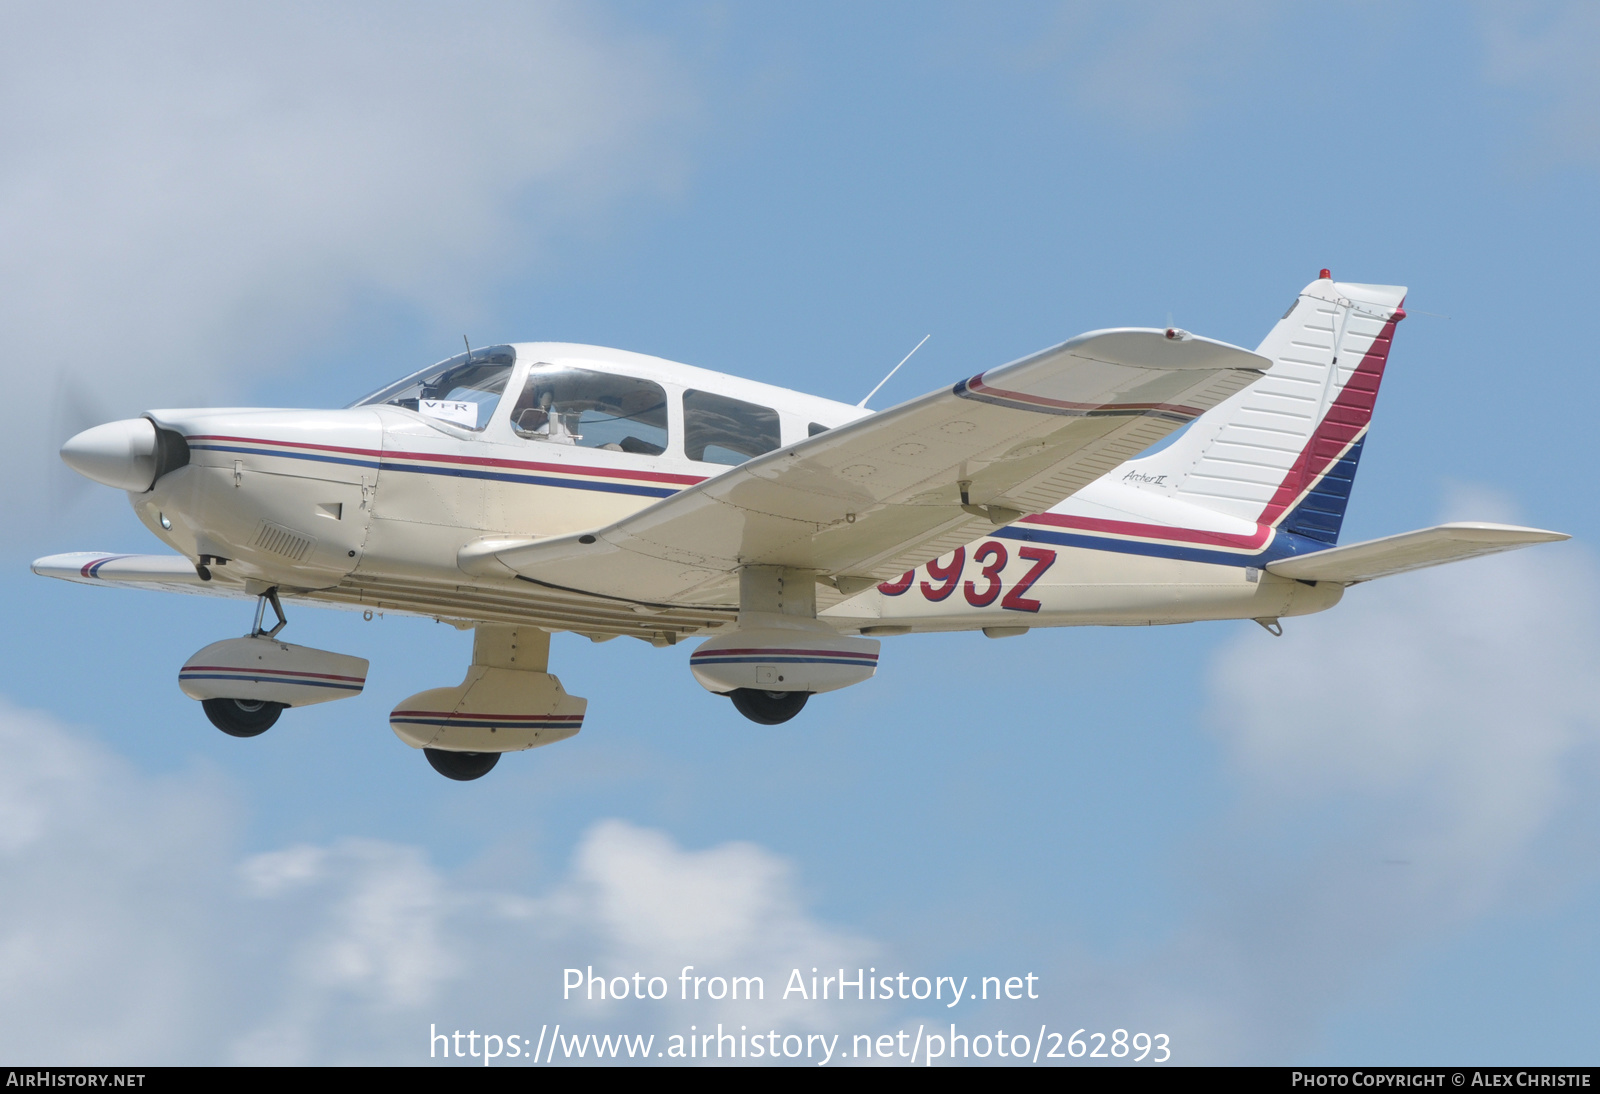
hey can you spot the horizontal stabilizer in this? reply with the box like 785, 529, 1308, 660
1264, 522, 1569, 585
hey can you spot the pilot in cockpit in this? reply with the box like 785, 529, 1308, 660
511, 391, 581, 445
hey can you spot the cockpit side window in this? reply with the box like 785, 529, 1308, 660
683, 389, 780, 465
511, 366, 669, 456
348, 346, 515, 432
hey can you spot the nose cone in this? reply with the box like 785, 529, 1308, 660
60, 418, 159, 492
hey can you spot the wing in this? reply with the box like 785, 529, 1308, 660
1265, 523, 1569, 585
32, 552, 251, 598
463, 328, 1268, 608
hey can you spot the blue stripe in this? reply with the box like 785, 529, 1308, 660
180, 672, 362, 691
194, 444, 677, 499
385, 462, 676, 498
87, 557, 127, 577
1281, 437, 1365, 545
189, 444, 380, 470
993, 525, 1331, 568
390, 717, 580, 728
691, 655, 876, 665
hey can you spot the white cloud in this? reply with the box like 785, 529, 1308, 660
1481, 1, 1600, 169
5, 2, 690, 523
0, 698, 871, 1064
992, 1, 1279, 132
1127, 508, 1600, 1060
567, 819, 862, 970
0, 701, 235, 1062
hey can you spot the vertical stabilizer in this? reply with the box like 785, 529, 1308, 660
1116, 276, 1406, 544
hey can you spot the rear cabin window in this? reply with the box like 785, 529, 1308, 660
683, 390, 781, 465
510, 367, 669, 456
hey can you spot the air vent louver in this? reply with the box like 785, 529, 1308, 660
254, 521, 315, 562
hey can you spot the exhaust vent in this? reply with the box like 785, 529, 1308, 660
254, 521, 315, 562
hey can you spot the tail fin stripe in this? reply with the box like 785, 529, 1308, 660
1254, 312, 1399, 529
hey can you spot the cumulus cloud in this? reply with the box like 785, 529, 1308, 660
5, 1, 690, 525
0, 698, 871, 1064
0, 701, 235, 1062
1482, 1, 1600, 169
994, 1, 1279, 132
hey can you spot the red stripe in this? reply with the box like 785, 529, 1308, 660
693, 648, 878, 659
184, 665, 365, 682
1255, 312, 1399, 526
1017, 511, 1273, 551
187, 434, 706, 486
81, 555, 122, 577
390, 710, 584, 722
967, 375, 1205, 417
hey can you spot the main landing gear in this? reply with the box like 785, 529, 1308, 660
389, 626, 588, 782
690, 568, 877, 727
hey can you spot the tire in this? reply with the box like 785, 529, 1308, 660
424, 748, 501, 781
202, 697, 284, 737
728, 688, 810, 725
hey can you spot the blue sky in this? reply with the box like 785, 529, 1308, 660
4, 1, 1598, 1065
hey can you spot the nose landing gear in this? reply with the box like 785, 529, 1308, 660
178, 587, 370, 739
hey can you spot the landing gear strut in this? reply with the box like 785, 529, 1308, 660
389, 626, 588, 782
180, 588, 371, 742
728, 688, 810, 725
250, 586, 288, 639
199, 588, 292, 738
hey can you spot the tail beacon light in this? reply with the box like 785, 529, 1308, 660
689, 628, 881, 695
179, 637, 369, 707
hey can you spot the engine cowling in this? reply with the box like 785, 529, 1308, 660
689, 627, 880, 695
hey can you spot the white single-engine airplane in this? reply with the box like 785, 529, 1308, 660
37, 274, 1567, 780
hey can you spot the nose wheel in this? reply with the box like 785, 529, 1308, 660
198, 587, 292, 738
202, 697, 284, 737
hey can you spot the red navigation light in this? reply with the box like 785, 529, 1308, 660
1319, 268, 1331, 280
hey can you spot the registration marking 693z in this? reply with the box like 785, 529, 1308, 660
877, 542, 1057, 612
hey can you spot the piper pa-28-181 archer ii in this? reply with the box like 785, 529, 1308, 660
37, 273, 1568, 780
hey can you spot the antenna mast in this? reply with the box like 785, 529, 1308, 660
858, 334, 930, 409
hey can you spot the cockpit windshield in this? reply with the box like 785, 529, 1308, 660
347, 345, 516, 431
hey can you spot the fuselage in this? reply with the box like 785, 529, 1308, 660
127, 340, 1340, 643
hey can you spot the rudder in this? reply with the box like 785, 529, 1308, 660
1115, 274, 1406, 545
